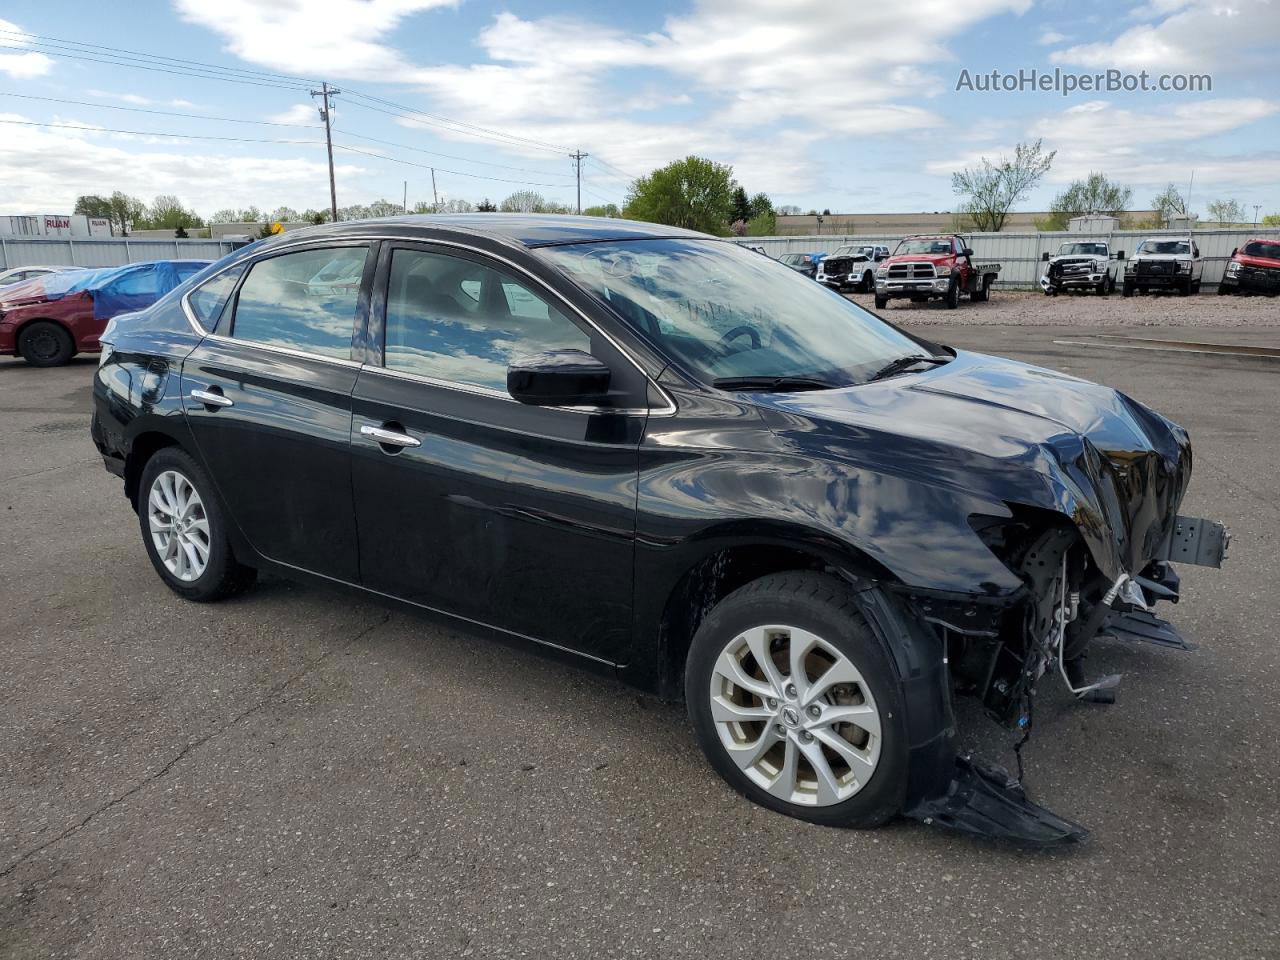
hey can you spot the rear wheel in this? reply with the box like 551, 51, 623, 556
685, 573, 907, 828
17, 321, 74, 367
138, 448, 257, 602
972, 276, 990, 302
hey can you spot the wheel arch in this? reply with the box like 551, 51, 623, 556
14, 315, 76, 351
124, 429, 183, 507
642, 525, 896, 702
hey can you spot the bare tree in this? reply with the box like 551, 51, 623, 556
499, 190, 547, 213
951, 140, 1056, 232
1151, 184, 1189, 227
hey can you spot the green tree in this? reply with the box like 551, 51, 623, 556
1206, 198, 1245, 225
583, 203, 621, 218
107, 191, 146, 236
476, 198, 498, 212
1043, 172, 1132, 230
624, 156, 738, 235
301, 209, 329, 225
951, 139, 1055, 232
74, 194, 112, 219
730, 186, 752, 225
139, 194, 205, 232
1263, 213, 1280, 227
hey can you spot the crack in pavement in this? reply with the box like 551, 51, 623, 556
0, 612, 391, 882
0, 457, 97, 484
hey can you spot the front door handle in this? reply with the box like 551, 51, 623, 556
360, 424, 421, 449
190, 388, 233, 408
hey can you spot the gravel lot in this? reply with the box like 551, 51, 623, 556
846, 287, 1280, 326
2, 323, 1279, 959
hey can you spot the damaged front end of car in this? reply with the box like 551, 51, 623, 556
894, 441, 1228, 846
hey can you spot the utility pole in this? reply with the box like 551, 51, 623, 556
1254, 204, 1261, 226
310, 81, 341, 222
430, 168, 439, 212
570, 150, 589, 214
403, 180, 408, 215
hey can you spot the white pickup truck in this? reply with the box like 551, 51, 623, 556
816, 244, 890, 292
1123, 237, 1204, 297
1039, 240, 1124, 296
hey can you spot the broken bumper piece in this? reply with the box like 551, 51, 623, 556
907, 757, 1089, 847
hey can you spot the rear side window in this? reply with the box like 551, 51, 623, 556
187, 265, 245, 331
230, 246, 367, 360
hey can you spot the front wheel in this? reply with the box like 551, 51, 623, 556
18, 321, 74, 367
944, 276, 960, 309
138, 448, 257, 602
874, 294, 888, 310
1122, 281, 1135, 297
685, 573, 907, 828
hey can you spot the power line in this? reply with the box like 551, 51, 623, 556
341, 88, 574, 153
337, 97, 568, 157
589, 155, 640, 182
0, 117, 321, 145
0, 29, 317, 90
331, 144, 580, 188
333, 129, 577, 179
0, 91, 321, 128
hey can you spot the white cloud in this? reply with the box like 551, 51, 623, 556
173, 0, 458, 80
1052, 0, 1278, 71
267, 103, 320, 125
0, 112, 365, 215
0, 18, 53, 77
87, 89, 202, 109
929, 98, 1280, 194
1038, 29, 1069, 44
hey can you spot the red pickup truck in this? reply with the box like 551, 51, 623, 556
1218, 238, 1280, 296
873, 235, 1001, 310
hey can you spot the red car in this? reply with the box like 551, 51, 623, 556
0, 260, 209, 366
1218, 238, 1280, 296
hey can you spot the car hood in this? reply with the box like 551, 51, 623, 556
754, 350, 1191, 582
1133, 252, 1190, 261
1236, 253, 1280, 270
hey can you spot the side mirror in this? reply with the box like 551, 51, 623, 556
1230, 247, 1238, 258
1042, 252, 1051, 262
963, 248, 975, 258
507, 350, 611, 406
1116, 250, 1125, 260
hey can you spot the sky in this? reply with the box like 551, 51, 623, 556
0, 0, 1277, 221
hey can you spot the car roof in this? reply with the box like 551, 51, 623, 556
263, 214, 714, 249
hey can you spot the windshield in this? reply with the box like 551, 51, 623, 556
1243, 241, 1280, 261
779, 253, 807, 265
831, 246, 857, 257
1138, 240, 1190, 255
541, 238, 929, 386
893, 238, 953, 255
1058, 243, 1108, 256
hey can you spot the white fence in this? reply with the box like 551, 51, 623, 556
734, 228, 1280, 290
0, 236, 237, 270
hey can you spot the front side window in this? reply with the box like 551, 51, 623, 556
188, 264, 246, 330
231, 246, 367, 359
543, 238, 925, 386
383, 248, 590, 391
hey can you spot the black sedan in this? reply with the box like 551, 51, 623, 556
92, 215, 1226, 844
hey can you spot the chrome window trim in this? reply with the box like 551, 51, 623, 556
182, 232, 677, 418
202, 331, 364, 368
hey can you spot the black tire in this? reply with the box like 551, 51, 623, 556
137, 447, 257, 602
17, 321, 75, 367
1178, 278, 1192, 297
861, 271, 874, 294
1191, 279, 1202, 295
1218, 283, 1232, 296
874, 294, 888, 310
685, 572, 908, 829
1122, 281, 1135, 298
944, 276, 960, 309
972, 276, 990, 302
1105, 274, 1116, 295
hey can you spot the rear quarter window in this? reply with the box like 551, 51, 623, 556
187, 265, 246, 332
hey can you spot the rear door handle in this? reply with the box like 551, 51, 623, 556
360, 424, 421, 449
190, 388, 233, 408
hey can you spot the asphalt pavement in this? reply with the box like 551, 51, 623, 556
2, 325, 1278, 959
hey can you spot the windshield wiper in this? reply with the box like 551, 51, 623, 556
712, 375, 842, 393
866, 354, 949, 383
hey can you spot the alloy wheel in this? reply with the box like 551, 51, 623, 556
708, 624, 882, 806
147, 470, 211, 582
